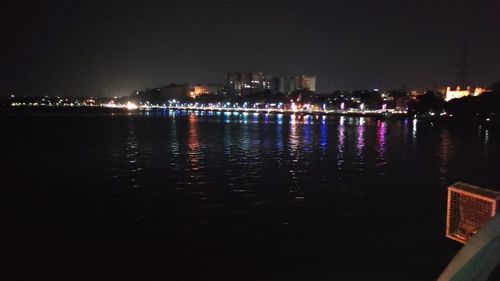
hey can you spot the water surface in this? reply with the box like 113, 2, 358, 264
3, 108, 499, 280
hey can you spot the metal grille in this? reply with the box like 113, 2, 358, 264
446, 182, 499, 244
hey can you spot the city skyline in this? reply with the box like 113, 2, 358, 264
2, 0, 500, 97
4, 1, 500, 280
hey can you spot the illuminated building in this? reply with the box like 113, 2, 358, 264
446, 182, 500, 244
409, 90, 423, 101
445, 86, 491, 102
295, 75, 316, 92
191, 84, 220, 98
272, 74, 317, 94
225, 72, 316, 96
472, 87, 490, 96
225, 72, 272, 96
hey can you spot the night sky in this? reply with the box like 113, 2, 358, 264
2, 0, 499, 96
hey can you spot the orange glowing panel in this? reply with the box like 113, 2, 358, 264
446, 182, 500, 244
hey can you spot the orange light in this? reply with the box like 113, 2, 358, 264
446, 182, 500, 244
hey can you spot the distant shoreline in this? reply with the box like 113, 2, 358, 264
2, 105, 497, 128
2, 104, 407, 119
163, 105, 409, 119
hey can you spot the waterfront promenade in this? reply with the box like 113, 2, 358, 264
141, 104, 408, 118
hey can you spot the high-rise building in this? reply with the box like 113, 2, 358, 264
295, 75, 316, 92
225, 73, 317, 95
271, 77, 281, 94
225, 72, 272, 96
278, 75, 297, 94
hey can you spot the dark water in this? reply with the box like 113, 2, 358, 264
3, 108, 499, 280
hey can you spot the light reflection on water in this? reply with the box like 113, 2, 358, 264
354, 117, 366, 174
412, 118, 418, 141
4, 109, 500, 281
170, 115, 179, 159
437, 128, 452, 184
96, 110, 499, 212
477, 126, 490, 164
376, 120, 387, 167
288, 115, 300, 161
126, 118, 140, 190
188, 113, 201, 172
276, 113, 283, 124
337, 119, 345, 171
303, 118, 312, 154
319, 119, 327, 156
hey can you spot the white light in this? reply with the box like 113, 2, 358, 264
126, 102, 138, 110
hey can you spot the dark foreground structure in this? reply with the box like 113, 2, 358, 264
440, 183, 500, 281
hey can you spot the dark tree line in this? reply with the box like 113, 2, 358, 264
408, 80, 500, 120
